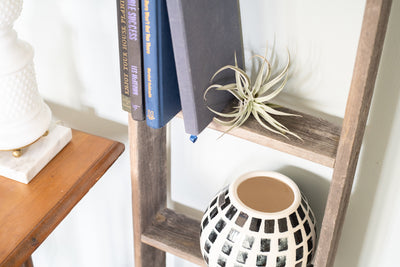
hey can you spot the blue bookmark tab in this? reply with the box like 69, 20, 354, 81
190, 135, 198, 143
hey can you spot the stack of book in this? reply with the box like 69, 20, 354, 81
117, 0, 244, 135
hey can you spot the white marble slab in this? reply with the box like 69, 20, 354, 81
0, 124, 72, 184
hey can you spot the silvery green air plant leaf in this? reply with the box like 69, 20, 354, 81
204, 49, 301, 139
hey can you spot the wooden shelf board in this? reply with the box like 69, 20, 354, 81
141, 208, 205, 266
0, 130, 124, 267
132, 1, 392, 266
178, 105, 341, 168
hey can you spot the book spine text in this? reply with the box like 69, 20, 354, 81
117, 0, 131, 112
127, 0, 145, 120
142, 0, 160, 127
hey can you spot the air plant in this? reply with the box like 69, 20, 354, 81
204, 48, 301, 139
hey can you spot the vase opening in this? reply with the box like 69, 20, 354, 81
236, 176, 295, 213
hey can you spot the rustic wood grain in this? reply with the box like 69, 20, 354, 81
314, 0, 392, 266
142, 208, 205, 267
129, 119, 167, 267
0, 130, 124, 267
130, 1, 392, 266
178, 104, 341, 168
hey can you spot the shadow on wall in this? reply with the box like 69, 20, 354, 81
334, 1, 400, 266
277, 166, 330, 239
170, 165, 331, 228
46, 101, 128, 142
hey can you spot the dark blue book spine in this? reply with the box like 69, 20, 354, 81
142, 0, 159, 127
142, 0, 181, 128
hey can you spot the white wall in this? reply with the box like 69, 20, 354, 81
16, 0, 134, 266
13, 0, 400, 266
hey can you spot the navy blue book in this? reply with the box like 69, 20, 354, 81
141, 0, 181, 128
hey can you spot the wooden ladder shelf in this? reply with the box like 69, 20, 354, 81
128, 0, 392, 266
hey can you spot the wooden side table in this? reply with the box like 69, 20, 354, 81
0, 130, 124, 267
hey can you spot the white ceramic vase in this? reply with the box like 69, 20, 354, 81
0, 0, 51, 151
200, 171, 317, 267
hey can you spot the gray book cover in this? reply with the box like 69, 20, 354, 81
127, 0, 145, 120
167, 0, 244, 135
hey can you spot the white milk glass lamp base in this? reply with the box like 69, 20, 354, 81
0, 102, 52, 151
